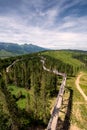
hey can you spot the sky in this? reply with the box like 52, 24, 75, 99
0, 0, 87, 50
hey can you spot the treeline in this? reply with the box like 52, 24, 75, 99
73, 53, 87, 67
0, 53, 38, 72
0, 58, 15, 72
42, 55, 83, 76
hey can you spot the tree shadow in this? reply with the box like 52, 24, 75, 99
57, 87, 73, 130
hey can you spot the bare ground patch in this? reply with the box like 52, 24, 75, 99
70, 125, 81, 130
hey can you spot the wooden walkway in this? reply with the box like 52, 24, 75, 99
41, 57, 66, 130
6, 56, 66, 130
6, 59, 20, 73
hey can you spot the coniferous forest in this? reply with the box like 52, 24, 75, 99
0, 51, 86, 130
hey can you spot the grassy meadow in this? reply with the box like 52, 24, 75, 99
42, 50, 84, 67
66, 73, 87, 130
80, 71, 87, 96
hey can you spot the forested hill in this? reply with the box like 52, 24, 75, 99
0, 50, 87, 130
0, 42, 47, 57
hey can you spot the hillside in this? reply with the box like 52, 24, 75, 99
0, 42, 47, 58
42, 50, 84, 67
0, 49, 18, 58
0, 50, 87, 130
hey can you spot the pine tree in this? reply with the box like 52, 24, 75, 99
39, 72, 50, 124
0, 103, 10, 130
0, 78, 20, 130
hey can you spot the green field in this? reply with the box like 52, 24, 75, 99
66, 72, 87, 130
42, 51, 84, 67
80, 71, 87, 96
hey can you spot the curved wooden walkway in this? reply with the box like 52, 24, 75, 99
6, 56, 67, 130
41, 57, 66, 130
6, 59, 20, 73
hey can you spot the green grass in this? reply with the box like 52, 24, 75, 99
71, 104, 87, 130
8, 85, 28, 96
66, 76, 85, 102
66, 72, 87, 130
80, 71, 87, 96
42, 51, 84, 67
8, 85, 29, 109
48, 70, 87, 130
17, 98, 27, 109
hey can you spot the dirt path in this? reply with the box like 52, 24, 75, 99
75, 73, 87, 101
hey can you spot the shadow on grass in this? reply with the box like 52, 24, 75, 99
57, 87, 73, 130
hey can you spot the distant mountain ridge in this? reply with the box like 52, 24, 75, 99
0, 42, 47, 56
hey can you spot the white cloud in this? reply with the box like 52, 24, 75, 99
0, 0, 87, 50
0, 15, 87, 50
57, 16, 87, 33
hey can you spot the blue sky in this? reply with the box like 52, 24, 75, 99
0, 0, 87, 50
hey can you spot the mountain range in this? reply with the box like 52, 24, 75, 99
0, 42, 47, 57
